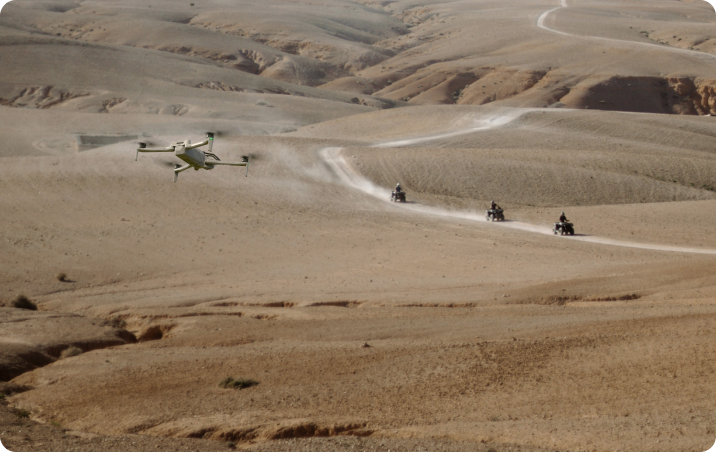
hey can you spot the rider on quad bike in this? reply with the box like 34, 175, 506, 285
391, 183, 406, 202
486, 200, 505, 221
553, 211, 575, 235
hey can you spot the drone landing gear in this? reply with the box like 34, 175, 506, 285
173, 163, 191, 183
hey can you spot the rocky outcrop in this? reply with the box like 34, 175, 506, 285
559, 75, 716, 115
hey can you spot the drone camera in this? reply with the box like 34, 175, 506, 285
138, 142, 147, 149
241, 156, 249, 163
206, 132, 214, 140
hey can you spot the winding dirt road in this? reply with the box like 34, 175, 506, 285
314, 0, 716, 255
537, 0, 716, 62
319, 110, 716, 255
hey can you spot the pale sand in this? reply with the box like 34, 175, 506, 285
2, 0, 716, 451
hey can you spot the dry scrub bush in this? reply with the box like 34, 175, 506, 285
55, 272, 68, 282
219, 377, 259, 390
13, 408, 30, 419
10, 295, 36, 311
59, 346, 82, 359
1, 384, 30, 396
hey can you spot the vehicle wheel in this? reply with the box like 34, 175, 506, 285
553, 228, 558, 235
486, 215, 490, 221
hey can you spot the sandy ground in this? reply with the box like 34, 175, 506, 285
2, 0, 716, 451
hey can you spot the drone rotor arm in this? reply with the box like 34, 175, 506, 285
174, 163, 192, 172
204, 161, 247, 167
185, 138, 210, 150
137, 146, 175, 153
173, 163, 192, 183
135, 142, 174, 161
206, 156, 249, 176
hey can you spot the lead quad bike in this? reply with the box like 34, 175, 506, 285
553, 222, 575, 235
485, 208, 505, 222
391, 190, 406, 203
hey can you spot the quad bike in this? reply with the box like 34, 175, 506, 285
391, 191, 406, 203
485, 208, 505, 222
553, 222, 575, 235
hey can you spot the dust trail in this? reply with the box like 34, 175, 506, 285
319, 110, 716, 255
537, 0, 716, 63
373, 110, 528, 148
322, 146, 549, 234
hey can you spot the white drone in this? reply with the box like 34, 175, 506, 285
135, 132, 249, 182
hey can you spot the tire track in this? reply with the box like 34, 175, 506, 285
322, 0, 716, 254
318, 109, 716, 255
537, 0, 716, 63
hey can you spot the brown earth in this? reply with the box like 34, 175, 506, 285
2, 0, 716, 451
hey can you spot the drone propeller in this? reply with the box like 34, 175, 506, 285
152, 156, 178, 168
211, 129, 230, 138
242, 152, 264, 162
186, 125, 239, 139
135, 138, 162, 148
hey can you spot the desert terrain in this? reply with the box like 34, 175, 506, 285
2, 0, 716, 451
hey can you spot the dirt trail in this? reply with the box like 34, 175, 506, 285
319, 110, 716, 255
537, 0, 716, 63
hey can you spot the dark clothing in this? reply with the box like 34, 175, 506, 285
559, 215, 568, 223
395, 186, 402, 193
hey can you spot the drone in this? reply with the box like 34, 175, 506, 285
135, 132, 249, 182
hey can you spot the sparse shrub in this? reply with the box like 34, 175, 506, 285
0, 383, 30, 397
219, 377, 259, 390
10, 294, 37, 311
56, 272, 68, 282
13, 408, 30, 419
59, 346, 82, 359
0, 384, 29, 396
50, 420, 63, 428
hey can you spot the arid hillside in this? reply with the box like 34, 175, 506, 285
2, 1, 716, 452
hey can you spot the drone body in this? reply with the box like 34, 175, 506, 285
174, 140, 208, 168
135, 133, 249, 182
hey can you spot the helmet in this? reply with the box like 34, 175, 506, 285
396, 183, 400, 186
561, 212, 565, 215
